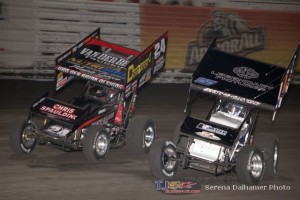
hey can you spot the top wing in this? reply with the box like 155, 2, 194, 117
124, 31, 168, 98
190, 39, 299, 113
54, 28, 168, 95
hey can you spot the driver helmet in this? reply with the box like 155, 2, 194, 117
105, 89, 117, 103
227, 103, 243, 117
95, 87, 107, 98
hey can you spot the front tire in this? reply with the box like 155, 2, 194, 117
254, 133, 279, 176
149, 139, 179, 179
236, 145, 265, 185
127, 115, 156, 154
9, 119, 37, 154
83, 126, 110, 163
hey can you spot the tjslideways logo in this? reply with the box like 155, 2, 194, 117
185, 10, 264, 71
155, 180, 201, 194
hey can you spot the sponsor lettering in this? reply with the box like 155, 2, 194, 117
92, 112, 115, 126
196, 122, 227, 136
56, 66, 124, 90
67, 58, 125, 78
211, 71, 273, 92
40, 104, 77, 120
80, 48, 129, 68
153, 56, 165, 74
203, 88, 261, 106
127, 52, 152, 83
138, 68, 152, 88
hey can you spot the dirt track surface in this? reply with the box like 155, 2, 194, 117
0, 80, 299, 200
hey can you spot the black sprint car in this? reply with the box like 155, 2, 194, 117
9, 28, 168, 163
149, 39, 299, 185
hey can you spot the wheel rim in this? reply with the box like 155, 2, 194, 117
95, 133, 108, 157
273, 144, 278, 174
143, 126, 155, 148
162, 146, 177, 172
21, 125, 35, 148
249, 152, 264, 178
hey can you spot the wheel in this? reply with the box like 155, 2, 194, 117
9, 119, 37, 154
236, 145, 265, 185
83, 126, 110, 163
127, 115, 156, 154
149, 138, 179, 179
254, 133, 279, 176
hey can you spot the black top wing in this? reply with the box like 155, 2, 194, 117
190, 39, 299, 112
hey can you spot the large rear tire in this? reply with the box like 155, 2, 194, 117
83, 126, 110, 163
9, 119, 37, 155
149, 139, 179, 179
236, 145, 265, 185
254, 133, 279, 177
127, 115, 156, 154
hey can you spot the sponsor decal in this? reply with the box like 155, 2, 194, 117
92, 112, 115, 126
153, 56, 165, 74
125, 83, 132, 98
127, 52, 152, 83
132, 80, 138, 93
211, 70, 272, 92
44, 125, 71, 137
203, 88, 261, 106
196, 122, 227, 136
57, 51, 72, 63
80, 48, 129, 68
185, 10, 264, 71
138, 68, 152, 88
155, 180, 201, 194
194, 77, 218, 86
195, 131, 221, 141
233, 67, 259, 79
56, 66, 124, 90
67, 57, 125, 78
57, 76, 69, 90
40, 104, 78, 120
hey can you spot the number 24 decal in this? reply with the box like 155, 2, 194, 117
45, 125, 70, 137
154, 38, 166, 60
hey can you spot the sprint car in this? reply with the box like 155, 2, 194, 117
149, 40, 299, 184
9, 28, 168, 162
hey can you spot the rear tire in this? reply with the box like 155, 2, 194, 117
9, 119, 37, 155
254, 133, 279, 176
149, 139, 179, 179
83, 126, 110, 163
127, 115, 156, 154
236, 145, 265, 185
